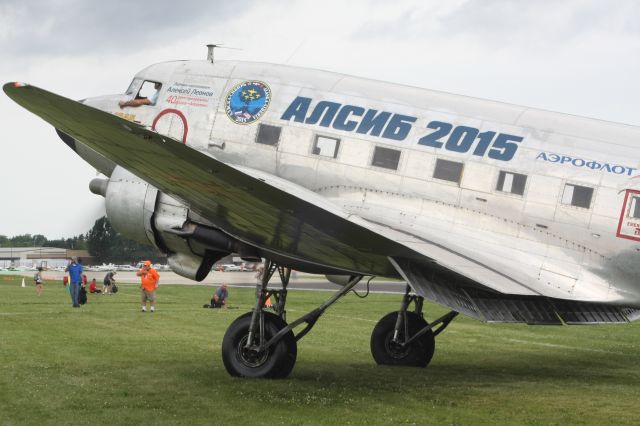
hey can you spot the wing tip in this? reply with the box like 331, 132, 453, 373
4, 81, 28, 88
3, 82, 29, 97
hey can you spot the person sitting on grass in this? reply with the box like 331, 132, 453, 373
203, 284, 228, 308
89, 278, 101, 294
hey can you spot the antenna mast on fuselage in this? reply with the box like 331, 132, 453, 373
206, 44, 216, 63
206, 43, 241, 63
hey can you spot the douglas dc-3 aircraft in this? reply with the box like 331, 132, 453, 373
5, 46, 640, 378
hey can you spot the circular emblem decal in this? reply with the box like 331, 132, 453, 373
225, 81, 271, 125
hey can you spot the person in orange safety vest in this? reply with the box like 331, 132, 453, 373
136, 260, 160, 313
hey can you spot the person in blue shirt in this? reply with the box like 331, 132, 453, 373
210, 284, 228, 308
65, 257, 84, 308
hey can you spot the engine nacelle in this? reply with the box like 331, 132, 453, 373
99, 167, 158, 246
90, 166, 259, 281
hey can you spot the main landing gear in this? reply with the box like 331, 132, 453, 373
222, 260, 363, 378
370, 284, 458, 367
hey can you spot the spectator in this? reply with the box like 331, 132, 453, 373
137, 260, 160, 313
211, 284, 228, 308
89, 279, 101, 294
103, 271, 116, 295
34, 267, 44, 297
65, 257, 83, 308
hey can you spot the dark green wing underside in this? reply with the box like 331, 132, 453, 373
4, 83, 421, 276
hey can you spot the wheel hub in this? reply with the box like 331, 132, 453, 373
237, 335, 269, 368
385, 333, 410, 359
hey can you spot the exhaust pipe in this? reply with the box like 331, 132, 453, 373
167, 222, 261, 262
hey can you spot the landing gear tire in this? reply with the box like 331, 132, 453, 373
222, 312, 297, 378
370, 311, 435, 367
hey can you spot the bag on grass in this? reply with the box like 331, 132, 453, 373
79, 286, 87, 305
111, 284, 119, 294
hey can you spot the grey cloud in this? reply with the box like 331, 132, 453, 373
440, 0, 640, 41
350, 0, 640, 45
0, 0, 257, 57
350, 8, 427, 41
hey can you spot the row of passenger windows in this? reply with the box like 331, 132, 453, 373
252, 124, 614, 212
256, 124, 344, 159
433, 161, 596, 210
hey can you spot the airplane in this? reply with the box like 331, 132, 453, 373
116, 265, 138, 272
86, 263, 116, 272
4, 45, 640, 379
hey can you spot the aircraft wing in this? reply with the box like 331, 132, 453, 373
3, 82, 415, 277
6, 83, 639, 324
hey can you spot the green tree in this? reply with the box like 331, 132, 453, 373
2, 234, 47, 247
32, 234, 47, 247
46, 238, 68, 249
86, 216, 161, 264
86, 217, 118, 263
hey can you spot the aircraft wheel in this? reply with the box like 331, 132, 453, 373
370, 311, 435, 367
222, 312, 297, 378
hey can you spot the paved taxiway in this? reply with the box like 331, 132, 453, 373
31, 270, 407, 294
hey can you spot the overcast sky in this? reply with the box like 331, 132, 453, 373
1, 0, 639, 239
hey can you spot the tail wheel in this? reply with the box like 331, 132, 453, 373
222, 312, 297, 378
370, 311, 435, 367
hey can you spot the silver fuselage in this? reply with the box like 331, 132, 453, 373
79, 59, 640, 305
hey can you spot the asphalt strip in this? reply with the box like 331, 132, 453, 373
502, 337, 625, 355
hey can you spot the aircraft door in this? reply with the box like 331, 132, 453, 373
158, 75, 224, 148
616, 189, 640, 241
152, 109, 188, 144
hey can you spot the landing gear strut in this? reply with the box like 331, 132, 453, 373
371, 284, 458, 367
222, 260, 362, 378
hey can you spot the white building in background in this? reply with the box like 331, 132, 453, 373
0, 247, 92, 269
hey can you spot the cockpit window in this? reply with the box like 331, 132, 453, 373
125, 78, 142, 96
137, 81, 162, 105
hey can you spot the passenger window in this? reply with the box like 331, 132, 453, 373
630, 196, 640, 219
433, 159, 463, 184
371, 146, 401, 170
256, 124, 281, 146
561, 184, 594, 208
137, 81, 162, 105
313, 135, 340, 158
496, 171, 527, 195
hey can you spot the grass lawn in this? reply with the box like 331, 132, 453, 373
1, 275, 639, 425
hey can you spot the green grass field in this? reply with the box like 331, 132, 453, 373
1, 275, 639, 425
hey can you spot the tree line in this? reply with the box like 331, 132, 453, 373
1, 217, 162, 264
